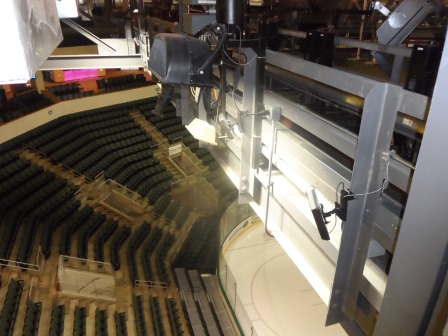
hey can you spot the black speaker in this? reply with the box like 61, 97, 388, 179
149, 34, 214, 87
405, 44, 442, 96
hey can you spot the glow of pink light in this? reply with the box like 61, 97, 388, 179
63, 69, 99, 81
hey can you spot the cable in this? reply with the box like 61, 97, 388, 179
343, 157, 391, 199
329, 216, 338, 234
329, 182, 344, 234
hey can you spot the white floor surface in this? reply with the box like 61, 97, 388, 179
223, 221, 347, 336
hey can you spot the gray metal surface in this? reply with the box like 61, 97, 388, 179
265, 50, 429, 120
202, 276, 237, 336
376, 0, 440, 46
188, 270, 221, 336
335, 37, 412, 57
326, 83, 402, 325
277, 28, 307, 39
373, 34, 448, 336
40, 54, 143, 70
61, 19, 116, 53
263, 91, 413, 192
174, 268, 206, 336
239, 48, 264, 202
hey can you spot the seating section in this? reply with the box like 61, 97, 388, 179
115, 312, 128, 336
152, 195, 171, 217
48, 83, 95, 100
164, 200, 181, 222
127, 221, 151, 284
166, 297, 184, 336
73, 306, 87, 335
156, 234, 175, 284
60, 206, 94, 256
142, 228, 163, 281
0, 96, 239, 336
0, 210, 24, 263
110, 225, 131, 271
173, 216, 216, 269
97, 74, 151, 93
133, 295, 149, 336
95, 309, 108, 336
40, 198, 81, 258
0, 90, 51, 123
77, 212, 106, 260
49, 304, 65, 336
150, 296, 166, 336
0, 278, 24, 335
23, 301, 42, 336
94, 219, 119, 263
0, 152, 80, 264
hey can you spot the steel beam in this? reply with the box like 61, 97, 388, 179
265, 50, 428, 120
374, 32, 448, 336
335, 37, 412, 58
326, 83, 402, 325
239, 46, 265, 202
40, 55, 143, 70
61, 19, 116, 53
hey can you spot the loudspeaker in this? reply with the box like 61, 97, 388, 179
149, 34, 214, 87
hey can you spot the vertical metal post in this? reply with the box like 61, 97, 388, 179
326, 83, 402, 325
374, 32, 448, 335
356, 0, 368, 60
239, 47, 265, 202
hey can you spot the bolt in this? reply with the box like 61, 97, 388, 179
241, 186, 247, 192
242, 176, 247, 182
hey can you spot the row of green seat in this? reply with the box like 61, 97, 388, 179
0, 279, 24, 335
95, 309, 108, 336
133, 296, 149, 336
73, 306, 87, 335
115, 312, 128, 336
136, 171, 172, 198
166, 297, 185, 336
0, 210, 23, 262
125, 162, 165, 191
156, 234, 175, 284
110, 226, 131, 271
142, 228, 163, 281
40, 198, 81, 258
153, 195, 172, 217
114, 157, 158, 187
147, 181, 172, 205
104, 149, 154, 180
23, 301, 42, 336
60, 206, 94, 256
127, 222, 151, 285
94, 219, 119, 263
164, 200, 182, 222
174, 207, 191, 230
77, 213, 106, 260
150, 296, 166, 336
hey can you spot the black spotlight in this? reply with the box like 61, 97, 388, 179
148, 33, 214, 87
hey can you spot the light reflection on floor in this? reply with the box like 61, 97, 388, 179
223, 221, 347, 336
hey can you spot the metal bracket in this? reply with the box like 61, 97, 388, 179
236, 41, 266, 203
61, 19, 116, 54
326, 83, 402, 325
